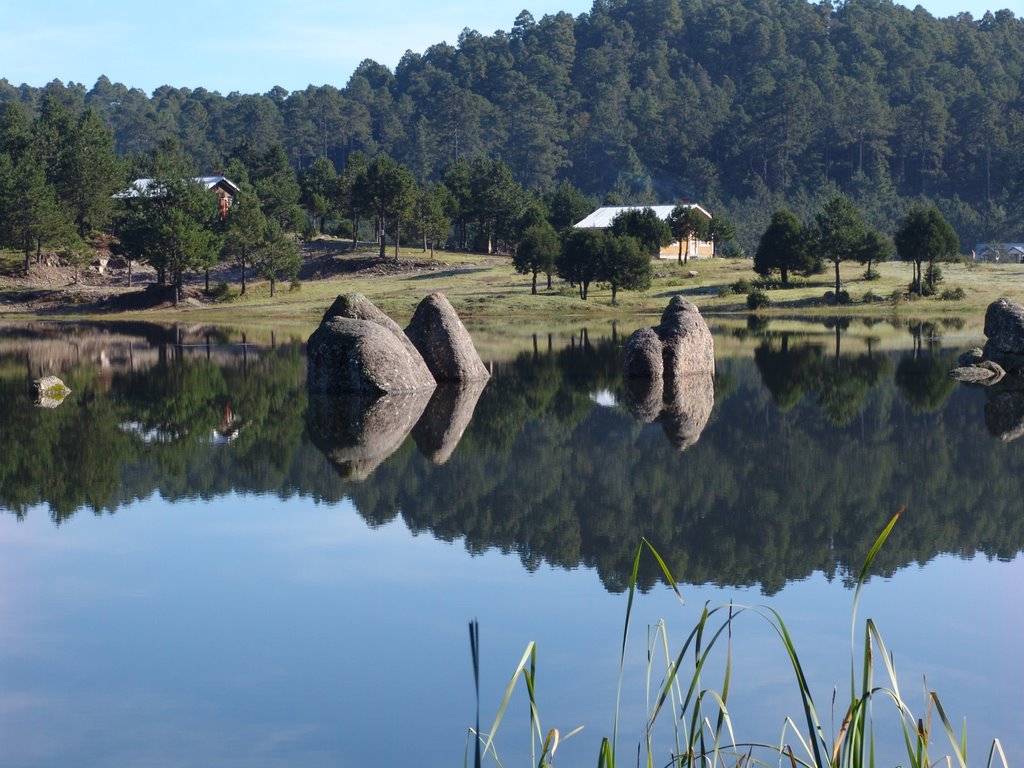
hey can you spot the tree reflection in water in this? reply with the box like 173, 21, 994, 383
1, 321, 1021, 595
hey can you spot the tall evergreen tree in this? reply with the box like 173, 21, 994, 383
753, 209, 813, 286
599, 234, 652, 304
299, 156, 337, 234
894, 204, 959, 295
221, 184, 267, 294
63, 108, 123, 236
667, 205, 711, 264
514, 219, 560, 294
610, 207, 672, 256
812, 194, 870, 297
353, 153, 417, 259
0, 150, 72, 272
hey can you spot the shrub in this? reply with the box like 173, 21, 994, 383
718, 241, 745, 259
730, 278, 751, 295
750, 276, 803, 290
910, 280, 936, 297
940, 286, 966, 301
926, 263, 944, 287
746, 289, 771, 309
208, 281, 232, 300
863, 266, 882, 281
837, 289, 851, 305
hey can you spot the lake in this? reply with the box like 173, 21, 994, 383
0, 318, 1020, 768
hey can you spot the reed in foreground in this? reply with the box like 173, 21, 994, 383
467, 510, 1008, 768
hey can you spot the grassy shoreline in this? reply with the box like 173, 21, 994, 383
3, 246, 1023, 331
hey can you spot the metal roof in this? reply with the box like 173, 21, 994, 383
574, 203, 711, 228
115, 176, 240, 199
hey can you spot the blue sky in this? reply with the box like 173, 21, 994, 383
0, 0, 1014, 96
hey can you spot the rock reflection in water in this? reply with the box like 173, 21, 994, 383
307, 390, 433, 479
626, 372, 715, 450
307, 379, 488, 478
412, 380, 488, 464
984, 382, 1024, 442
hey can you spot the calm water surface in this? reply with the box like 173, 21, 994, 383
0, 320, 1021, 767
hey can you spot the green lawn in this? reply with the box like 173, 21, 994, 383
4, 244, 1024, 336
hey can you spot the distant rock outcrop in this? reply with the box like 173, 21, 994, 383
405, 292, 490, 382
624, 297, 715, 449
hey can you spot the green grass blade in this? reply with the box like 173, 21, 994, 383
759, 606, 829, 768
470, 619, 482, 768
480, 642, 538, 762
851, 509, 903, 698
930, 693, 968, 768
641, 537, 685, 605
610, 541, 644, 764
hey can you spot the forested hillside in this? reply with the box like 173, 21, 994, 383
1, 0, 1022, 251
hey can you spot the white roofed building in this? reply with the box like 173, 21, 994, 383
115, 176, 240, 219
974, 243, 1024, 264
574, 204, 714, 259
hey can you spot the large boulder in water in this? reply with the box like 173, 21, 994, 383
623, 298, 715, 450
625, 296, 715, 382
984, 297, 1024, 358
307, 293, 436, 395
322, 292, 434, 377
405, 292, 490, 382
623, 327, 664, 381
656, 296, 715, 377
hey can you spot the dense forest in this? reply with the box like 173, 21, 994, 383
1, 0, 1022, 254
